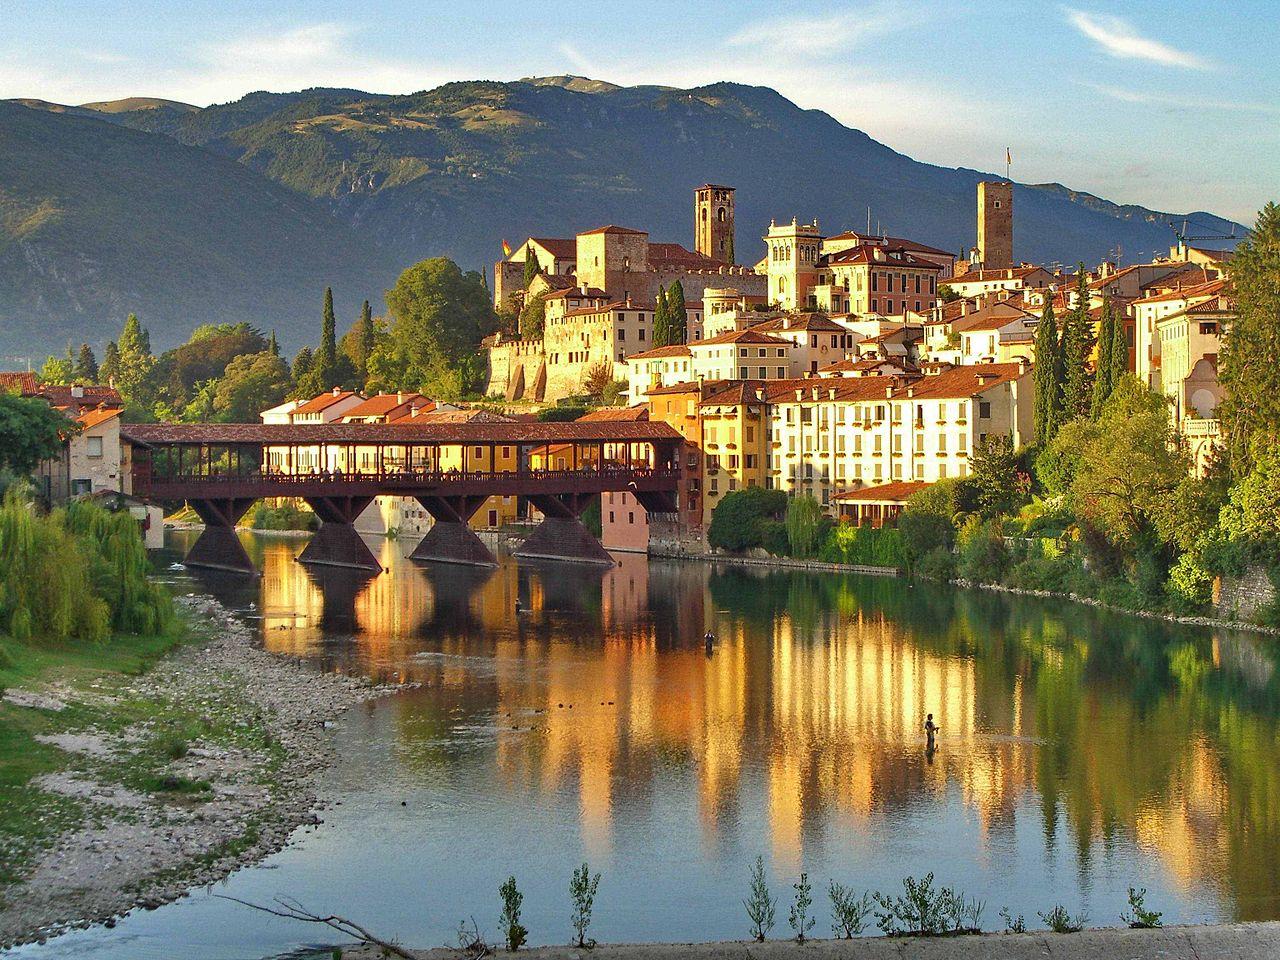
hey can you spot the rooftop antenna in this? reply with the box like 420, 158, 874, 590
866, 206, 872, 234
1005, 146, 1011, 181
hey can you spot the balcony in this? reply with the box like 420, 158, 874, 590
1183, 418, 1221, 438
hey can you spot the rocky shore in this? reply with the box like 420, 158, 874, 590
0, 595, 409, 949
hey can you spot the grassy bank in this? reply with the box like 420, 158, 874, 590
0, 624, 191, 894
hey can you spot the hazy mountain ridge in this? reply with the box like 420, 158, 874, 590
0, 77, 1244, 355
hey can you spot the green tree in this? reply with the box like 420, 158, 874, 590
114, 313, 156, 410
268, 330, 280, 356
0, 393, 70, 475
969, 434, 1024, 517
707, 487, 788, 552
38, 355, 73, 385
519, 292, 546, 340
1217, 446, 1280, 544
291, 346, 315, 391
667, 280, 688, 345
1090, 295, 1116, 419
74, 344, 99, 382
148, 322, 268, 413
318, 287, 338, 371
1218, 202, 1280, 474
1110, 309, 1129, 387
1059, 267, 1093, 421
355, 300, 375, 380
1032, 301, 1062, 445
100, 341, 120, 385
652, 286, 671, 348
1052, 376, 1189, 550
522, 253, 540, 290
785, 495, 825, 558
375, 258, 499, 399
937, 285, 961, 303
213, 351, 293, 421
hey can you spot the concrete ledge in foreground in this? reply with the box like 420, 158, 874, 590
346, 922, 1280, 960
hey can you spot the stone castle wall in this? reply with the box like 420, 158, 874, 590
1213, 566, 1278, 623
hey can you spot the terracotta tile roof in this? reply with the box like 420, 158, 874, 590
340, 393, 430, 420
629, 344, 691, 360
943, 267, 1046, 284
577, 406, 649, 422
646, 379, 720, 397
1134, 277, 1229, 305
543, 286, 608, 301
0, 372, 39, 393
692, 328, 789, 348
527, 237, 576, 259
833, 481, 931, 503
578, 225, 647, 236
700, 381, 771, 407
753, 313, 847, 333
1137, 264, 1215, 293
0, 374, 123, 409
900, 362, 1027, 399
76, 406, 121, 429
824, 232, 954, 258
762, 378, 905, 403
824, 246, 943, 270
293, 390, 362, 415
648, 242, 726, 269
959, 302, 1034, 333
122, 420, 681, 446
407, 408, 513, 424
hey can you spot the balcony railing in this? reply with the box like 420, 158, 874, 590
1182, 418, 1221, 438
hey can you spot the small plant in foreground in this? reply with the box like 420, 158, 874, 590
499, 876, 528, 951
829, 881, 872, 938
788, 872, 815, 942
1121, 887, 1162, 928
999, 906, 1026, 934
569, 862, 600, 948
743, 855, 776, 941
1039, 905, 1087, 933
455, 917, 492, 959
872, 873, 983, 936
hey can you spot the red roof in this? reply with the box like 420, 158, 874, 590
693, 328, 789, 348
528, 237, 576, 259
1134, 277, 1229, 305
0, 374, 123, 409
833, 481, 931, 503
824, 246, 943, 270
629, 344, 691, 360
824, 232, 954, 258
579, 225, 647, 236
77, 406, 121, 429
340, 392, 429, 421
577, 407, 649, 422
292, 390, 362, 415
121, 420, 683, 446
649, 242, 726, 269
543, 286, 608, 301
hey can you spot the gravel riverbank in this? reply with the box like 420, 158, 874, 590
0, 595, 409, 949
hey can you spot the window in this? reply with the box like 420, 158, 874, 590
86, 436, 104, 458
979, 401, 991, 419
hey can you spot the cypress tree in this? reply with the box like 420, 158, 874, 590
652, 286, 671, 348
74, 343, 99, 382
1032, 301, 1061, 446
1059, 268, 1093, 421
101, 341, 120, 384
292, 346, 314, 382
522, 254, 539, 290
1090, 295, 1115, 418
355, 300, 375, 381
1110, 307, 1129, 387
318, 287, 338, 369
667, 280, 688, 345
268, 330, 280, 356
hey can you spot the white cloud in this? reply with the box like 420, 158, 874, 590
1064, 9, 1209, 69
1081, 80, 1280, 115
206, 23, 351, 67
727, 3, 915, 57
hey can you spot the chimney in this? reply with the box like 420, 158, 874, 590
71, 384, 84, 399
1017, 359, 1028, 375
332, 386, 341, 396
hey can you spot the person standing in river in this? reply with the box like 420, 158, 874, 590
924, 713, 939, 750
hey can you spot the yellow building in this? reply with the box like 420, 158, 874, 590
1156, 294, 1232, 474
699, 382, 770, 515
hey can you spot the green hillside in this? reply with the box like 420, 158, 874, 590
0, 101, 397, 356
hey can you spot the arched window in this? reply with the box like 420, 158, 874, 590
701, 209, 708, 223
717, 207, 726, 222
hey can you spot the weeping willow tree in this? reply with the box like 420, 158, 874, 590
0, 485, 172, 643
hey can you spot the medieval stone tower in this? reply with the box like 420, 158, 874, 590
695, 184, 736, 263
977, 181, 1013, 269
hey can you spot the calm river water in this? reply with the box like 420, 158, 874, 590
10, 530, 1280, 959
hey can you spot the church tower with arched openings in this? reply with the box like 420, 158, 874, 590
695, 184, 736, 263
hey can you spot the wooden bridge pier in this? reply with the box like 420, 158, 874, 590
409, 495, 498, 566
297, 496, 382, 572
184, 498, 258, 574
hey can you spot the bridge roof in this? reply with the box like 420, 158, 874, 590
122, 421, 683, 446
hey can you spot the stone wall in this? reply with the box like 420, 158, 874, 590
1213, 566, 1278, 623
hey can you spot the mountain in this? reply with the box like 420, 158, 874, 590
0, 100, 397, 357
1, 78, 1244, 355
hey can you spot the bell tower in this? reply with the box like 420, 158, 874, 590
695, 184, 736, 263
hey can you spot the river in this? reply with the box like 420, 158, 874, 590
8, 529, 1280, 959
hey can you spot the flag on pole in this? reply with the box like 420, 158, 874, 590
1006, 147, 1012, 166
502, 239, 512, 257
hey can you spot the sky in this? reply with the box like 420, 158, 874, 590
3, 0, 1276, 225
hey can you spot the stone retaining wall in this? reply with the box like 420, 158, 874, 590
1214, 566, 1277, 622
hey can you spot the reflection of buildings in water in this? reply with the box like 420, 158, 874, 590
257, 537, 325, 655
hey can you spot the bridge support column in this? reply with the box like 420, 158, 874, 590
185, 498, 259, 574
514, 493, 614, 566
298, 496, 381, 572
409, 496, 496, 567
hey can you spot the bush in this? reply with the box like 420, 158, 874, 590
820, 523, 906, 569
785, 496, 827, 559
955, 518, 1010, 583
829, 881, 872, 938
248, 500, 317, 531
916, 546, 957, 581
744, 856, 776, 942
569, 862, 600, 948
1038, 905, 1086, 934
899, 511, 955, 568
872, 873, 983, 936
498, 876, 528, 951
708, 488, 787, 552
1166, 551, 1214, 612
757, 519, 791, 557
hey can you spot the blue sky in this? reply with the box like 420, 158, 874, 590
5, 0, 1276, 224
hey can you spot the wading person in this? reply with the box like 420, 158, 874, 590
923, 713, 939, 751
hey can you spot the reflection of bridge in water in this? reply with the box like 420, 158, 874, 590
124, 421, 683, 574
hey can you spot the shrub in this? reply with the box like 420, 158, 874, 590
872, 873, 983, 936
955, 518, 1010, 583
569, 862, 600, 948
743, 855, 776, 942
498, 876, 528, 951
248, 499, 317, 531
1038, 905, 1086, 933
999, 907, 1026, 934
1121, 887, 1162, 929
708, 488, 787, 552
788, 873, 815, 943
758, 518, 791, 557
820, 523, 906, 568
916, 546, 957, 581
785, 496, 827, 559
1166, 551, 1214, 612
899, 511, 955, 569
829, 881, 872, 938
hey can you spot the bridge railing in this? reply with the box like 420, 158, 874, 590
140, 464, 680, 491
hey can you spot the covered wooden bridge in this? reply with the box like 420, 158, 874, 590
123, 420, 684, 573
